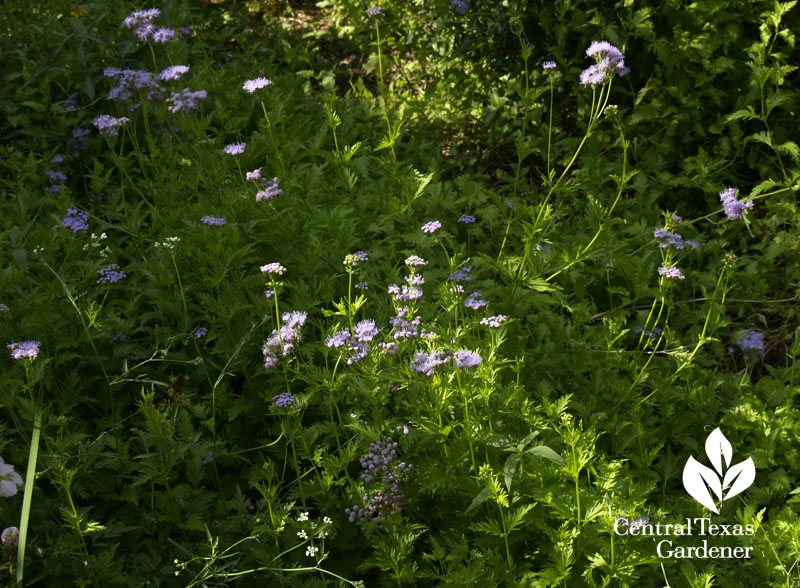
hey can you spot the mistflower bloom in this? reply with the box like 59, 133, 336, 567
96, 263, 127, 283
451, 0, 469, 13
262, 311, 307, 366
166, 89, 207, 114
223, 142, 246, 155
686, 240, 699, 249
737, 329, 765, 361
388, 283, 423, 302
405, 274, 424, 286
7, 341, 40, 361
454, 349, 482, 368
92, 114, 130, 137
1, 527, 19, 547
458, 214, 476, 223
61, 208, 89, 233
354, 281, 368, 290
260, 262, 286, 275
658, 265, 685, 280
481, 315, 508, 328
265, 289, 275, 299
354, 319, 380, 342
243, 77, 272, 93
404, 255, 427, 267
421, 221, 442, 233
542, 60, 557, 70
158, 65, 189, 81
464, 292, 487, 309
366, 5, 383, 15
633, 326, 662, 340
580, 40, 629, 86
52, 155, 64, 163
194, 327, 208, 338
112, 332, 126, 343
719, 187, 754, 220
379, 341, 397, 355
256, 177, 283, 202
0, 304, 8, 314
450, 267, 472, 282
671, 214, 682, 222
202, 452, 216, 465
123, 8, 160, 29
151, 27, 176, 44
347, 437, 412, 526
0, 458, 23, 497
412, 350, 451, 376
273, 392, 299, 408
48, 170, 67, 184
629, 518, 649, 531
246, 168, 262, 181
344, 251, 369, 268
67, 127, 91, 156
200, 215, 226, 226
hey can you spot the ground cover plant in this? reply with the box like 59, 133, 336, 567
1, 0, 800, 585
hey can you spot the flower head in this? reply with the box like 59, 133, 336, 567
542, 60, 557, 70
243, 77, 272, 93
480, 315, 508, 328
458, 214, 476, 223
657, 265, 685, 280
367, 5, 383, 15
454, 349, 482, 368
7, 341, 40, 361
256, 177, 283, 202
736, 329, 764, 361
421, 221, 442, 234
151, 27, 176, 44
464, 292, 487, 310
1, 527, 19, 547
273, 392, 298, 408
224, 142, 246, 155
194, 327, 208, 338
0, 458, 23, 497
719, 187, 754, 220
344, 251, 368, 268
451, 0, 469, 13
97, 264, 127, 284
200, 215, 226, 226
404, 255, 427, 267
261, 262, 286, 276
158, 65, 189, 81
580, 40, 629, 86
92, 114, 129, 137
61, 208, 89, 233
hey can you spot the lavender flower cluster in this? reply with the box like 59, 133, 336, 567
326, 319, 380, 364
736, 329, 764, 361
96, 264, 127, 284
272, 392, 299, 409
653, 229, 698, 250
61, 208, 89, 233
200, 216, 226, 226
634, 326, 662, 340
412, 348, 482, 376
7, 341, 40, 361
346, 435, 412, 526
719, 187, 754, 220
46, 167, 67, 194
580, 41, 630, 86
262, 311, 307, 368
67, 128, 91, 157
123, 8, 176, 44
92, 114, 130, 137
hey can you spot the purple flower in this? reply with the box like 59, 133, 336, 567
1, 527, 19, 547
265, 289, 275, 299
354, 319, 380, 342
167, 89, 207, 114
657, 265, 685, 280
273, 392, 298, 408
47, 170, 67, 184
260, 262, 286, 275
412, 350, 450, 376
355, 281, 368, 290
243, 77, 272, 93
246, 168, 262, 181
112, 332, 126, 343
347, 437, 412, 526
480, 315, 507, 328
92, 114, 130, 137
671, 214, 682, 222
450, 267, 472, 282
52, 155, 64, 163
686, 240, 699, 249
458, 214, 476, 223
580, 41, 629, 86
0, 304, 8, 314
67, 127, 90, 156
736, 329, 764, 360
388, 284, 423, 302
7, 341, 40, 361
158, 65, 189, 81
719, 187, 754, 220
454, 349, 482, 368
542, 60, 557, 70
367, 5, 383, 15
451, 0, 469, 13
201, 215, 226, 226
0, 459, 23, 498
464, 292, 487, 309
223, 142, 246, 155
262, 311, 307, 367
202, 452, 216, 465
256, 177, 283, 202
152, 27, 176, 44
61, 208, 89, 233
97, 264, 127, 284
379, 341, 397, 355
404, 255, 427, 267
344, 251, 369, 268
421, 221, 442, 233
194, 327, 208, 338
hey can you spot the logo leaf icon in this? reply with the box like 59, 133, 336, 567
723, 457, 756, 500
683, 456, 723, 514
704, 427, 732, 475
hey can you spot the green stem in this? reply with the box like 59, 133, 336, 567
17, 404, 42, 586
